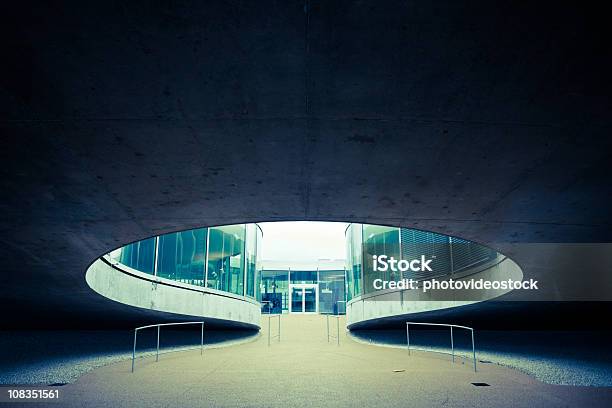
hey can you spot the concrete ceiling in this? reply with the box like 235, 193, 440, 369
1, 1, 611, 328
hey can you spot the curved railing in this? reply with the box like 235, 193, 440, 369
132, 321, 205, 372
405, 322, 477, 372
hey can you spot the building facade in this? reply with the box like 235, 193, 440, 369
107, 223, 263, 299
93, 222, 507, 326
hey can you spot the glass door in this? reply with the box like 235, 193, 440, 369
304, 286, 316, 312
290, 286, 303, 313
289, 284, 318, 313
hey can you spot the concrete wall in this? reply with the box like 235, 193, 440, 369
346, 256, 523, 328
86, 257, 261, 329
2, 1, 611, 329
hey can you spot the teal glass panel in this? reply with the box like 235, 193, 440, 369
260, 270, 288, 313
304, 287, 316, 312
362, 224, 400, 294
206, 224, 245, 295
289, 270, 317, 284
351, 224, 363, 297
157, 228, 206, 286
318, 270, 346, 314
119, 237, 156, 274
254, 226, 263, 301
345, 225, 353, 302
245, 224, 257, 297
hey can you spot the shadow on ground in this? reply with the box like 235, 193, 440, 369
0, 328, 259, 385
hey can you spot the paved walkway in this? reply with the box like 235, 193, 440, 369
7, 315, 611, 407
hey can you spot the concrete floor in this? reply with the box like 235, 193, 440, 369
5, 315, 611, 408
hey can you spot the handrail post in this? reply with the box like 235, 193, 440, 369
327, 315, 330, 343
406, 323, 410, 355
450, 326, 454, 363
132, 329, 137, 373
156, 326, 160, 362
404, 321, 476, 372
336, 315, 340, 346
471, 329, 476, 372
266, 314, 280, 346
131, 321, 205, 372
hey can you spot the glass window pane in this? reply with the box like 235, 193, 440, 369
245, 224, 257, 297
291, 287, 303, 313
289, 271, 317, 284
260, 270, 288, 313
345, 225, 354, 301
318, 270, 346, 314
157, 228, 206, 286
254, 226, 263, 301
351, 224, 363, 297
304, 287, 316, 312
206, 224, 245, 295
119, 237, 156, 274
362, 224, 400, 294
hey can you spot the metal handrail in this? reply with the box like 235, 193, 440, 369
327, 314, 341, 345
406, 322, 476, 372
267, 314, 281, 346
132, 321, 204, 372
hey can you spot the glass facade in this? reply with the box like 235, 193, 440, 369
157, 228, 207, 286
318, 270, 346, 314
259, 268, 347, 315
207, 224, 246, 295
245, 224, 261, 298
289, 270, 317, 284
107, 223, 263, 300
107, 222, 494, 309
260, 270, 289, 313
345, 223, 498, 298
362, 224, 400, 294
345, 224, 362, 301
119, 237, 156, 274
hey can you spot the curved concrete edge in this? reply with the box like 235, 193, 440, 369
86, 258, 261, 329
346, 256, 523, 328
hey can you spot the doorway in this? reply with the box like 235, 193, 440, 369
289, 284, 318, 313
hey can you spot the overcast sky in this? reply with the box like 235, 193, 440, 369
258, 221, 348, 262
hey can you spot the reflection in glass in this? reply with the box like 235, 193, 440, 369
109, 223, 263, 299
318, 270, 346, 314
207, 224, 246, 295
261, 270, 288, 313
362, 224, 401, 294
291, 287, 303, 313
345, 227, 353, 302
304, 287, 316, 312
346, 223, 499, 299
245, 224, 257, 297
119, 237, 156, 274
289, 270, 317, 284
254, 226, 263, 301
349, 224, 363, 298
157, 228, 206, 286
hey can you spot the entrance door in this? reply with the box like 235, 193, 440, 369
289, 284, 318, 313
